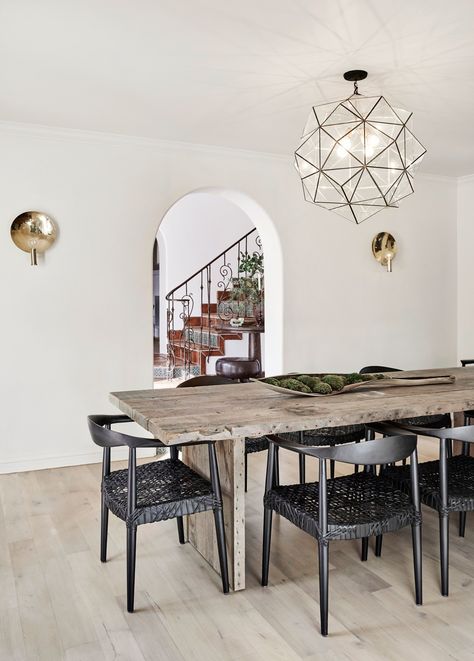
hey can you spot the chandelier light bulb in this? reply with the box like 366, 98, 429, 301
367, 133, 380, 147
294, 70, 426, 223
337, 136, 352, 158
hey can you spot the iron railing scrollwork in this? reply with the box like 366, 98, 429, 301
165, 228, 263, 379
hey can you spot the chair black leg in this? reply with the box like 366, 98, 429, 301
459, 512, 467, 538
261, 506, 273, 586
330, 459, 335, 480
100, 495, 109, 563
213, 508, 229, 594
361, 537, 369, 561
177, 517, 185, 544
318, 541, 329, 637
412, 523, 423, 605
354, 439, 360, 474
273, 447, 280, 488
299, 453, 306, 484
100, 446, 111, 563
126, 525, 137, 613
375, 535, 383, 557
245, 452, 248, 493
439, 513, 449, 596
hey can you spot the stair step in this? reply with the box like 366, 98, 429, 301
189, 313, 228, 326
216, 290, 232, 301
201, 303, 218, 314
188, 313, 254, 328
154, 364, 200, 380
169, 327, 243, 350
170, 344, 224, 373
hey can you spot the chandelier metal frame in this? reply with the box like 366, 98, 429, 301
294, 70, 426, 224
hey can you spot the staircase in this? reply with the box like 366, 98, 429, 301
161, 229, 263, 379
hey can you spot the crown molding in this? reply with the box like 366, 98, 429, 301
0, 120, 465, 181
457, 173, 474, 185
0, 120, 291, 163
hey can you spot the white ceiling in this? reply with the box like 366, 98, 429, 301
1, 0, 474, 175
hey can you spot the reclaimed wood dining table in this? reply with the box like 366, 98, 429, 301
110, 366, 474, 591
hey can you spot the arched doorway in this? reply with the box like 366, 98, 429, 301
152, 188, 283, 384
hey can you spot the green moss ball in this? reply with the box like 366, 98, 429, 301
312, 381, 332, 395
264, 377, 281, 386
279, 378, 311, 393
344, 373, 364, 385
321, 375, 345, 391
297, 375, 321, 388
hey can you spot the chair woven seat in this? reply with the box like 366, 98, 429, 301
281, 424, 365, 447
265, 472, 418, 542
395, 413, 451, 428
103, 459, 220, 527
385, 454, 474, 513
245, 436, 269, 454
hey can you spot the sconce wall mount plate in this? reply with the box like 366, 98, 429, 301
372, 231, 397, 272
10, 211, 57, 265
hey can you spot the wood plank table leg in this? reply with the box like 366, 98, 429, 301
182, 438, 246, 591
453, 410, 470, 455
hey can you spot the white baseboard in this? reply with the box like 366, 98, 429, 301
0, 447, 157, 474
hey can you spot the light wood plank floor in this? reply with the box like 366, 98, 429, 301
2, 439, 474, 660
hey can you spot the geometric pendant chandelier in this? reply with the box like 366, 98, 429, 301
294, 70, 427, 223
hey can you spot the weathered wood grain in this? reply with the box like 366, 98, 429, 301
110, 368, 474, 446
182, 438, 245, 591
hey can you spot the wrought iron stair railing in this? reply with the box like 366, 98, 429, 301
166, 228, 263, 377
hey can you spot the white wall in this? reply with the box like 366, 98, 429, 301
0, 122, 457, 473
457, 176, 473, 362
287, 175, 458, 373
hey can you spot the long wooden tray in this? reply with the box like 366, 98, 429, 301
251, 374, 455, 397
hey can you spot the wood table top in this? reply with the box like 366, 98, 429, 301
110, 367, 474, 446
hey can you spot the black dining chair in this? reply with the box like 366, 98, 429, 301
178, 375, 270, 492
87, 414, 229, 612
359, 365, 452, 559
460, 360, 474, 427
261, 433, 422, 636
369, 420, 474, 596
280, 426, 366, 483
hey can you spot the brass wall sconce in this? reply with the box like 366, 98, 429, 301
10, 211, 57, 265
372, 232, 397, 272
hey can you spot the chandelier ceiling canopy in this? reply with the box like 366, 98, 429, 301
294, 70, 426, 224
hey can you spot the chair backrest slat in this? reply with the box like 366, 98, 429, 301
87, 415, 164, 449
359, 365, 400, 374
268, 433, 417, 466
375, 420, 474, 444
177, 376, 234, 388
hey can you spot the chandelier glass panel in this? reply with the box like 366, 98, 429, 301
294, 73, 426, 223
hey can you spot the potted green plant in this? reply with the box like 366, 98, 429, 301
230, 252, 264, 325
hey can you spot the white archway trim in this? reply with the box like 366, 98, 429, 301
155, 187, 284, 376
